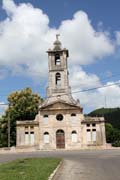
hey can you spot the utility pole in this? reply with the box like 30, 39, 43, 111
8, 104, 10, 149
105, 95, 107, 109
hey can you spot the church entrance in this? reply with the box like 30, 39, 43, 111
56, 129, 65, 149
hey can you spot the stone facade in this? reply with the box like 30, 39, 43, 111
16, 35, 106, 150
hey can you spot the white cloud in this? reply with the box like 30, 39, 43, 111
0, 0, 114, 80
70, 66, 101, 90
59, 11, 114, 65
72, 79, 120, 112
69, 66, 120, 111
116, 31, 120, 45
0, 0, 119, 112
69, 67, 120, 111
0, 102, 8, 116
2, 0, 16, 15
1, 0, 54, 79
97, 81, 120, 107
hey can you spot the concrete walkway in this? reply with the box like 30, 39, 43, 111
53, 159, 87, 180
52, 150, 120, 180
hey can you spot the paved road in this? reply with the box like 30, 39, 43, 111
0, 150, 120, 180
53, 150, 120, 180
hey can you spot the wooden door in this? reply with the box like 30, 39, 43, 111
56, 130, 65, 149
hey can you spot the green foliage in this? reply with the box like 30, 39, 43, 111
8, 87, 42, 120
105, 123, 120, 144
0, 87, 42, 147
0, 158, 61, 180
88, 107, 118, 116
0, 117, 8, 147
88, 107, 120, 130
112, 140, 120, 147
89, 108, 120, 147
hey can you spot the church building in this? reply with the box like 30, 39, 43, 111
16, 35, 106, 150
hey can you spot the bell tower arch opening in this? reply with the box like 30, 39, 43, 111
55, 53, 61, 65
56, 72, 61, 87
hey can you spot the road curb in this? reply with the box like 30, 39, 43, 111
48, 159, 64, 180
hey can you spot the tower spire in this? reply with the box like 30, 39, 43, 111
56, 34, 60, 40
53, 34, 61, 51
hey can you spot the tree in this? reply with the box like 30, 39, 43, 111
0, 117, 8, 147
88, 107, 120, 147
105, 123, 120, 146
88, 107, 120, 130
0, 87, 43, 147
105, 123, 115, 143
8, 87, 43, 120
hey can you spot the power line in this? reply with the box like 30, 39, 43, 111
46, 81, 120, 99
72, 82, 120, 94
0, 103, 8, 106
0, 81, 120, 106
0, 73, 120, 97
0, 71, 120, 93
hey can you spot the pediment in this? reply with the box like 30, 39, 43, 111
40, 100, 82, 111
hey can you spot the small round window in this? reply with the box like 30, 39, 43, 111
56, 114, 63, 121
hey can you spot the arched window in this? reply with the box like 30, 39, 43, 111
43, 115, 48, 124
86, 129, 91, 142
55, 54, 61, 65
71, 131, 77, 142
70, 113, 76, 123
56, 73, 61, 86
25, 132, 29, 145
44, 132, 49, 143
71, 113, 76, 116
44, 115, 48, 117
30, 132, 35, 145
86, 129, 96, 143
92, 129, 96, 142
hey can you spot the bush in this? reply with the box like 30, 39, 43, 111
112, 141, 120, 147
105, 123, 120, 145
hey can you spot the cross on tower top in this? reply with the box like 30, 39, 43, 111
56, 34, 60, 40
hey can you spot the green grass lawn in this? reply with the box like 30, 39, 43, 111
0, 157, 61, 180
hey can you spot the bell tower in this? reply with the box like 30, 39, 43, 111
47, 35, 71, 97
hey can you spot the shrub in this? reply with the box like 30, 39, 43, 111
112, 141, 120, 147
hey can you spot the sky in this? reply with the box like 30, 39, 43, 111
0, 0, 120, 114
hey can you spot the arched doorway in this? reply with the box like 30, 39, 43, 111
56, 129, 65, 149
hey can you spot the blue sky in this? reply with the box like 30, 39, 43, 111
3, 0, 120, 30
0, 0, 120, 114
